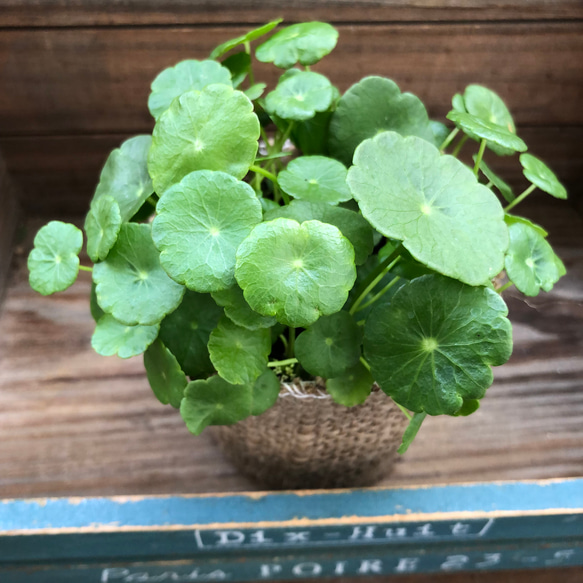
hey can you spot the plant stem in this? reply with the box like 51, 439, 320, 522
451, 134, 469, 157
504, 184, 537, 212
359, 356, 371, 371
473, 139, 488, 177
305, 65, 311, 72
78, 265, 93, 272
267, 358, 298, 368
485, 180, 493, 188
355, 276, 401, 313
249, 164, 277, 183
278, 334, 289, 352
394, 401, 413, 421
244, 41, 255, 86
439, 127, 459, 152
349, 253, 401, 315
287, 327, 295, 359
497, 281, 513, 294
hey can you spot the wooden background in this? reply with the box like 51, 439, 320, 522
0, 3, 582, 582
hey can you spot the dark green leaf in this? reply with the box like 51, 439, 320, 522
295, 311, 361, 378
144, 339, 188, 408
328, 76, 434, 166
159, 290, 223, 379
28, 221, 82, 296
326, 362, 373, 407
152, 170, 262, 292
453, 399, 480, 417
90, 282, 104, 322
429, 120, 450, 148
211, 285, 277, 330
250, 368, 280, 415
364, 274, 513, 415
221, 51, 251, 87
91, 314, 159, 358
93, 223, 185, 326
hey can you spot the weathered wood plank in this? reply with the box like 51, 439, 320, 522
0, 154, 19, 307
0, 22, 581, 137
1, 0, 582, 27
1, 208, 581, 499
2, 127, 581, 217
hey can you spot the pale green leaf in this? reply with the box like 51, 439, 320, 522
159, 290, 223, 379
244, 83, 266, 101
208, 316, 271, 385
520, 153, 567, 199
152, 170, 262, 292
148, 60, 232, 119
278, 156, 351, 205
326, 362, 373, 407
255, 22, 338, 68
91, 314, 159, 359
265, 200, 374, 265
364, 274, 513, 415
504, 214, 548, 238
211, 285, 277, 330
28, 221, 82, 296
180, 375, 252, 435
144, 339, 188, 408
235, 218, 356, 327
505, 222, 566, 296
328, 76, 434, 166
347, 131, 509, 285
93, 135, 154, 221
295, 311, 361, 378
93, 223, 185, 326
148, 85, 260, 194
84, 195, 122, 262
210, 19, 282, 59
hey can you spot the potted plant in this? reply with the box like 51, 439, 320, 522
27, 20, 567, 489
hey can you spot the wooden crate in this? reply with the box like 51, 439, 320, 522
0, 2, 582, 580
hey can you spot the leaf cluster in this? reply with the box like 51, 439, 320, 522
28, 21, 567, 449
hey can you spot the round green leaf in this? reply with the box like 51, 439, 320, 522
464, 85, 515, 132
328, 76, 434, 166
265, 200, 374, 265
474, 157, 515, 203
180, 375, 252, 435
278, 156, 351, 205
144, 339, 187, 408
347, 132, 508, 285
235, 218, 356, 327
504, 214, 548, 238
326, 362, 373, 407
28, 221, 82, 296
295, 310, 361, 378
209, 19, 282, 59
451, 93, 466, 113
159, 290, 223, 379
93, 135, 154, 222
255, 22, 338, 68
446, 111, 527, 153
91, 314, 159, 359
152, 170, 262, 292
265, 71, 335, 122
148, 60, 232, 119
520, 153, 567, 199
429, 120, 450, 148
211, 285, 276, 330
364, 274, 513, 415
93, 223, 185, 326
505, 222, 566, 296
250, 368, 280, 415
208, 316, 271, 385
148, 85, 260, 194
84, 195, 122, 262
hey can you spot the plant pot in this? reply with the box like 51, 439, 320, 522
209, 381, 409, 490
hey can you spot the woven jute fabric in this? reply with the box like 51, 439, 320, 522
210, 381, 409, 490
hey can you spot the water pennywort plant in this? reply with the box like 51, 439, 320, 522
28, 20, 568, 453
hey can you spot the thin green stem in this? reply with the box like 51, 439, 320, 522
355, 276, 401, 313
439, 127, 459, 152
287, 327, 296, 359
451, 134, 469, 157
249, 164, 278, 183
349, 252, 401, 315
305, 65, 311, 72
504, 184, 537, 212
147, 195, 158, 208
275, 122, 294, 152
473, 139, 488, 177
278, 334, 289, 352
244, 41, 255, 86
267, 358, 298, 368
485, 180, 493, 188
497, 281, 513, 294
359, 356, 371, 372
79, 265, 93, 272
394, 401, 413, 421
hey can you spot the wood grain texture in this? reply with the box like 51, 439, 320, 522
1, 0, 582, 27
0, 204, 581, 500
0, 22, 581, 137
2, 127, 581, 217
0, 154, 20, 306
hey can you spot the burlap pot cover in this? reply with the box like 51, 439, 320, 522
210, 381, 409, 490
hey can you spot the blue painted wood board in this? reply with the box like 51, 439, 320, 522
1, 479, 582, 580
